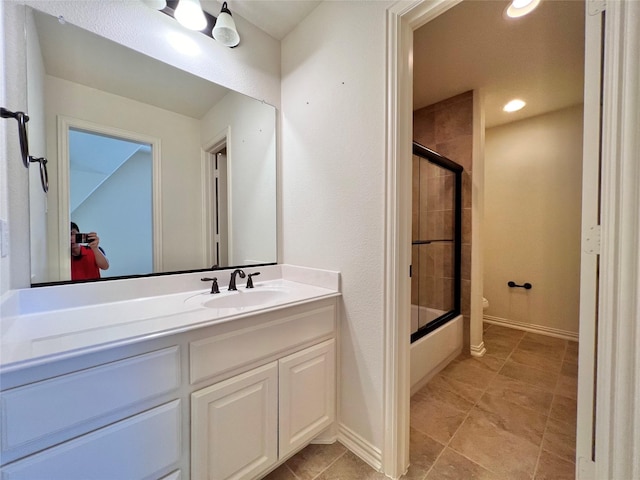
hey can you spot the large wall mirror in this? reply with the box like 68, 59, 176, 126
25, 7, 277, 285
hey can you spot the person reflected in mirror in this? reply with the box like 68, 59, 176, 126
70, 222, 109, 280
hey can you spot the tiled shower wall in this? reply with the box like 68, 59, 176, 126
413, 91, 473, 340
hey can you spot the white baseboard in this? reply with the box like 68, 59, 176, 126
311, 423, 338, 444
483, 315, 579, 342
337, 423, 382, 472
470, 341, 486, 357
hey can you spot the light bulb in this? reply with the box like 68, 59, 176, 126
175, 0, 207, 31
512, 0, 534, 8
505, 0, 541, 18
503, 99, 526, 112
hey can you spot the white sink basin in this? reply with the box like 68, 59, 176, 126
185, 287, 290, 309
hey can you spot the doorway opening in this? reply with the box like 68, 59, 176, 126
202, 134, 230, 269
56, 115, 162, 282
383, 0, 598, 477
69, 128, 153, 278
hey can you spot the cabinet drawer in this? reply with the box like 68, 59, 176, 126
0, 400, 181, 480
1, 346, 180, 457
190, 303, 335, 384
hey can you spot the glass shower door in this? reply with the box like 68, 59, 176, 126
411, 142, 462, 342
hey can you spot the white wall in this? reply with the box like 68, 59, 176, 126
2, 1, 32, 290
281, 0, 392, 454
44, 75, 203, 277
200, 91, 277, 265
0, 0, 8, 295
2, 0, 281, 289
484, 105, 583, 336
73, 150, 153, 278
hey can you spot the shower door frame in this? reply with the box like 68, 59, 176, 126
410, 141, 463, 343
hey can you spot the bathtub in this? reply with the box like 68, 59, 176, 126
410, 307, 463, 395
411, 304, 446, 334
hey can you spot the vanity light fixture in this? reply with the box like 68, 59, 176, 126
503, 99, 526, 112
505, 0, 542, 18
174, 0, 207, 31
212, 2, 240, 47
152, 1, 240, 47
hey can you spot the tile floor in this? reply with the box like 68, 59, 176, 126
263, 324, 578, 480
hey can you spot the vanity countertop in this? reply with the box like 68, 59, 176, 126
0, 265, 340, 374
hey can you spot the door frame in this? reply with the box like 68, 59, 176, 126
202, 127, 232, 268
590, 2, 640, 479
383, 0, 640, 478
56, 116, 162, 280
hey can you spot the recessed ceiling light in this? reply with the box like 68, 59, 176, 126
503, 99, 526, 112
505, 0, 541, 18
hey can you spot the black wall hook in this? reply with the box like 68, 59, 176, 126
508, 281, 532, 290
2, 107, 49, 193
29, 156, 49, 193
1, 107, 30, 168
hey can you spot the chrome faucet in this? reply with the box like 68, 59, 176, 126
228, 269, 246, 291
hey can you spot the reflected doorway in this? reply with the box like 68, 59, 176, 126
202, 133, 230, 269
69, 128, 153, 278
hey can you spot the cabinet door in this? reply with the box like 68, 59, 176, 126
278, 339, 336, 458
191, 362, 278, 480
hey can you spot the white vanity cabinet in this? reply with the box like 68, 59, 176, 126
189, 300, 337, 480
191, 339, 335, 480
0, 294, 338, 480
0, 346, 183, 480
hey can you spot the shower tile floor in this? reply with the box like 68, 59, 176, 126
263, 324, 578, 480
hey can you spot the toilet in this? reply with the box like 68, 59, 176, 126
482, 297, 489, 310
